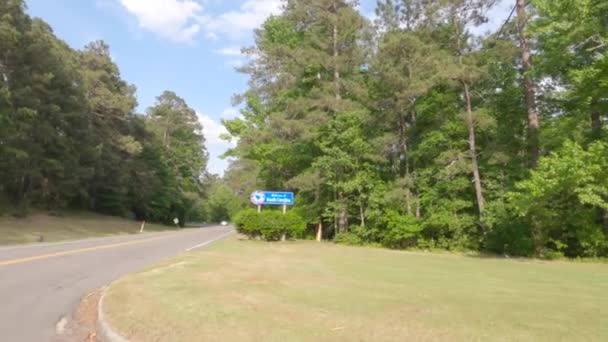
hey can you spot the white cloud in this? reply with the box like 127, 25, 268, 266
117, 0, 282, 42
205, 31, 219, 41
214, 46, 243, 56
199, 112, 232, 146
226, 59, 245, 68
198, 112, 237, 175
215, 46, 247, 68
221, 107, 240, 119
119, 0, 203, 42
202, 0, 282, 39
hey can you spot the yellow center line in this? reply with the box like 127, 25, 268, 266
0, 235, 174, 267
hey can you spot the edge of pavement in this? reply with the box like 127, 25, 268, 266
96, 229, 235, 342
97, 286, 129, 342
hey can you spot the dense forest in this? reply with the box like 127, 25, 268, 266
0, 0, 208, 225
222, 0, 608, 258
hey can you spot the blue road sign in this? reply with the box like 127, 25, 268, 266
250, 191, 265, 205
263, 191, 295, 206
250, 191, 295, 206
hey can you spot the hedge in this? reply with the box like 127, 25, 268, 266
233, 209, 306, 241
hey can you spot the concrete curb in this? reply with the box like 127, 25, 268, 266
97, 286, 129, 342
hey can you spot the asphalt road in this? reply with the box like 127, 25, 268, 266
0, 226, 233, 342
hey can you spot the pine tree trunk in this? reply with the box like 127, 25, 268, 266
463, 82, 485, 216
334, 190, 339, 234
405, 152, 413, 215
333, 22, 341, 101
0, 59, 7, 84
338, 192, 348, 232
591, 111, 602, 138
402, 113, 416, 216
359, 203, 365, 228
339, 209, 348, 232
316, 222, 323, 242
602, 209, 608, 235
331, 1, 345, 233
163, 115, 170, 148
516, 0, 540, 168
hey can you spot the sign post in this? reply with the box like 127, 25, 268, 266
251, 191, 295, 242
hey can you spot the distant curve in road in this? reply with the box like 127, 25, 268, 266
0, 226, 233, 342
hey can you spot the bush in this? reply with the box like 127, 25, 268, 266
334, 231, 365, 246
486, 218, 535, 257
381, 210, 422, 249
506, 140, 608, 257
234, 209, 264, 239
233, 209, 306, 241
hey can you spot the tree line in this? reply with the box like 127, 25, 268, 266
223, 0, 607, 258
0, 0, 208, 225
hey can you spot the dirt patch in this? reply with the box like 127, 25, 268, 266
52, 289, 101, 342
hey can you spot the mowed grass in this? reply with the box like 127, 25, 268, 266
104, 237, 608, 342
0, 212, 174, 246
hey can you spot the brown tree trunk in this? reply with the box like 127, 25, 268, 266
591, 111, 602, 137
601, 210, 608, 236
463, 82, 485, 216
338, 192, 348, 233
334, 190, 339, 234
516, 0, 540, 168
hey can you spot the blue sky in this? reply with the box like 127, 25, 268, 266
25, 0, 510, 175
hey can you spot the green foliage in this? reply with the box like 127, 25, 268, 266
532, 0, 607, 139
0, 3, 208, 226
234, 209, 264, 239
485, 201, 535, 257
334, 231, 365, 246
506, 141, 608, 257
234, 209, 306, 241
201, 177, 243, 222
381, 210, 423, 249
218, 0, 608, 258
2, 0, 607, 258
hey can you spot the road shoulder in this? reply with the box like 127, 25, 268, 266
52, 289, 102, 342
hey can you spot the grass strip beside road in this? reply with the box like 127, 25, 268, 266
0, 212, 176, 246
103, 237, 608, 341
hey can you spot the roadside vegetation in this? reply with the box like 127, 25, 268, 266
218, 0, 608, 259
1, 0, 607, 259
234, 209, 306, 241
0, 1, 208, 226
0, 211, 176, 246
104, 237, 608, 342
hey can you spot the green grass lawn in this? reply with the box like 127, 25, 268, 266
0, 211, 175, 246
104, 237, 608, 342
